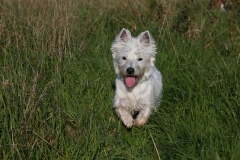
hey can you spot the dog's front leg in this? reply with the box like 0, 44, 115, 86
134, 107, 152, 127
115, 106, 134, 128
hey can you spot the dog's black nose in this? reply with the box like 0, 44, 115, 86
127, 67, 134, 74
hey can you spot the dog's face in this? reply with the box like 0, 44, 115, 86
111, 28, 157, 88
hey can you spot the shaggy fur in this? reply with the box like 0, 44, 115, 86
111, 28, 163, 128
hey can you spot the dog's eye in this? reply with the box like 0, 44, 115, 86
122, 56, 126, 60
138, 58, 143, 61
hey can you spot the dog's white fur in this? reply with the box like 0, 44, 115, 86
111, 28, 163, 128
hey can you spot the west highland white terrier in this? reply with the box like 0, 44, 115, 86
111, 28, 163, 128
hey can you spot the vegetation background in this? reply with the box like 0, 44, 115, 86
0, 0, 239, 159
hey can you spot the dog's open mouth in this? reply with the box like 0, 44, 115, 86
125, 76, 136, 88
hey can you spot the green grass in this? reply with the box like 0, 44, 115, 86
1, 0, 240, 159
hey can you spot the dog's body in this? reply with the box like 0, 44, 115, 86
111, 28, 163, 128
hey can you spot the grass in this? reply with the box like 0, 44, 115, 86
0, 0, 240, 159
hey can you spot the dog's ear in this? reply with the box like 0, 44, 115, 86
119, 28, 131, 42
138, 31, 157, 60
138, 31, 151, 46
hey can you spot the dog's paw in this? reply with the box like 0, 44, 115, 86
115, 106, 134, 128
134, 116, 148, 127
121, 116, 134, 128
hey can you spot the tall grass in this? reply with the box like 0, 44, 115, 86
1, 0, 239, 159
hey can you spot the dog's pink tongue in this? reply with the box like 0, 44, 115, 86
125, 77, 136, 88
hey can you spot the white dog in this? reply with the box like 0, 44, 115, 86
111, 28, 163, 128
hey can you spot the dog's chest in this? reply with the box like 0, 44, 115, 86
121, 94, 146, 113
121, 84, 152, 112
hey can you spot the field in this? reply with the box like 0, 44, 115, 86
0, 0, 240, 159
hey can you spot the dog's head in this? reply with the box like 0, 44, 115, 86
111, 28, 157, 88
